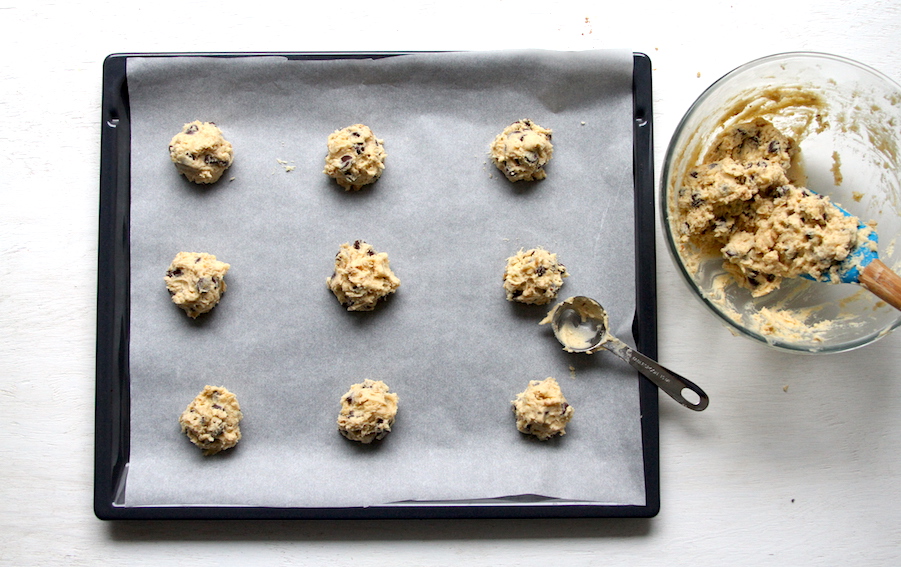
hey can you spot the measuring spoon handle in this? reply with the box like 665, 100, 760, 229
606, 339, 709, 411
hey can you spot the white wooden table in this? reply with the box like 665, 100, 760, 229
2, 1, 899, 564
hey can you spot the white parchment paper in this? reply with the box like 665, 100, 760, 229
123, 50, 645, 508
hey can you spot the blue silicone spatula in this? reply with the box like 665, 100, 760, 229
805, 204, 901, 310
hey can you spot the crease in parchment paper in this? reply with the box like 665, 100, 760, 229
123, 49, 644, 508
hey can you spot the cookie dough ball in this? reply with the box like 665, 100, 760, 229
179, 385, 243, 455
327, 240, 400, 311
165, 252, 230, 318
168, 121, 234, 184
337, 379, 399, 443
512, 377, 573, 440
323, 124, 386, 190
490, 119, 554, 182
503, 248, 568, 305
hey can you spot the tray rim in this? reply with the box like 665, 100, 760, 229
94, 50, 659, 520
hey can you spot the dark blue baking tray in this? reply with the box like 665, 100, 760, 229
95, 52, 659, 520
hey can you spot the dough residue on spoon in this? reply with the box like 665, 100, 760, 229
540, 297, 607, 353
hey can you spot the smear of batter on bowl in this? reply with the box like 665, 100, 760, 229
831, 151, 843, 185
675, 117, 872, 298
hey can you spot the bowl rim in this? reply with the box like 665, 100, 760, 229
659, 51, 901, 354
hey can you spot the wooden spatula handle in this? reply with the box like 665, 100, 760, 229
860, 259, 901, 311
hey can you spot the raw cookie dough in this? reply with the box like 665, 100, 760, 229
503, 248, 568, 305
327, 240, 401, 311
511, 377, 574, 440
676, 118, 868, 296
490, 119, 554, 182
168, 121, 234, 184
179, 385, 243, 455
165, 252, 230, 318
323, 124, 386, 190
337, 379, 399, 443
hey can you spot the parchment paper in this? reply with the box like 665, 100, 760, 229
123, 50, 644, 508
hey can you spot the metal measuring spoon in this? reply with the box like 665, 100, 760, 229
541, 296, 709, 411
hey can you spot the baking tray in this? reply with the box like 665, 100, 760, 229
94, 51, 659, 520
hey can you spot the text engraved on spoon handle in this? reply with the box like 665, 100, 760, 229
621, 344, 710, 411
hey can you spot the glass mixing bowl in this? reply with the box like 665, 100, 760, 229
661, 52, 901, 353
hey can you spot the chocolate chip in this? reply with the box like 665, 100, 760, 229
166, 268, 183, 278
353, 240, 362, 250
185, 124, 198, 134
535, 266, 547, 276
